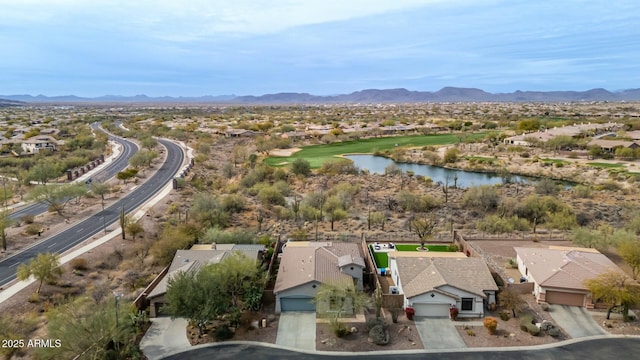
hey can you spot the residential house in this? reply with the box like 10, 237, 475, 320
146, 244, 265, 317
274, 241, 365, 313
388, 252, 498, 318
21, 135, 59, 153
515, 246, 623, 307
503, 122, 623, 147
223, 129, 259, 137
587, 139, 640, 152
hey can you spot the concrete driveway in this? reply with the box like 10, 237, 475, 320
276, 312, 316, 350
414, 317, 466, 349
548, 305, 608, 338
140, 317, 191, 360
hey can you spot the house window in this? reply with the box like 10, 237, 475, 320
461, 298, 473, 311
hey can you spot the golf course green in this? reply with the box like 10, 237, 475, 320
265, 133, 486, 168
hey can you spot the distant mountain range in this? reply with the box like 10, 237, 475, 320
3, 87, 640, 104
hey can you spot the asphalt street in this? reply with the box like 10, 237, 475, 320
0, 138, 183, 287
163, 337, 640, 360
8, 125, 139, 221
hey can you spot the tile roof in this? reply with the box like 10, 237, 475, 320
147, 247, 262, 299
515, 247, 621, 291
392, 255, 498, 298
274, 242, 364, 293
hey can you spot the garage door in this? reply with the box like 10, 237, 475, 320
280, 297, 315, 312
412, 303, 450, 318
545, 291, 585, 307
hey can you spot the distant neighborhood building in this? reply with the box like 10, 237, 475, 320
21, 135, 59, 153
587, 139, 640, 152
274, 241, 365, 313
223, 129, 259, 137
503, 122, 622, 147
146, 244, 265, 317
388, 252, 498, 318
515, 246, 626, 307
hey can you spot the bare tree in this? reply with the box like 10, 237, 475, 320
408, 213, 438, 250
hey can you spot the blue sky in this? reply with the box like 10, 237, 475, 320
1, 0, 638, 97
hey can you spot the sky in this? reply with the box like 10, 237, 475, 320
0, 0, 638, 97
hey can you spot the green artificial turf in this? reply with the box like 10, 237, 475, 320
265, 133, 486, 168
369, 244, 454, 268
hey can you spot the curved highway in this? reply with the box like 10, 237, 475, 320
8, 125, 138, 221
0, 138, 183, 286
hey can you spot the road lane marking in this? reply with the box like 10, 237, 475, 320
76, 228, 84, 233
47, 242, 57, 249
9, 262, 19, 268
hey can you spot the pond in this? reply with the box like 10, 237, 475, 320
344, 154, 530, 187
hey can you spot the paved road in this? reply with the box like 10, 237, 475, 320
415, 317, 466, 349
8, 125, 138, 221
549, 305, 608, 338
162, 337, 640, 360
276, 313, 316, 350
0, 139, 183, 287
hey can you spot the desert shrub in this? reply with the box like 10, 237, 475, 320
273, 205, 293, 220
483, 317, 498, 334
221, 194, 246, 213
368, 325, 389, 345
69, 258, 88, 271
25, 223, 42, 236
396, 191, 440, 212
366, 317, 386, 331
447, 244, 459, 252
330, 319, 350, 338
273, 168, 287, 181
299, 204, 320, 222
443, 147, 460, 163
466, 329, 476, 336
291, 158, 311, 176
289, 228, 308, 241
462, 185, 500, 211
499, 312, 510, 321
20, 214, 35, 225
535, 178, 560, 195
526, 324, 540, 336
200, 227, 254, 244
519, 314, 534, 332
547, 327, 561, 337
318, 159, 359, 175
540, 302, 550, 311
519, 313, 542, 335
573, 185, 592, 199
214, 326, 234, 341
595, 180, 622, 192
240, 166, 271, 188
257, 186, 286, 206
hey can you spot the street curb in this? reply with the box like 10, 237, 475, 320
159, 334, 640, 359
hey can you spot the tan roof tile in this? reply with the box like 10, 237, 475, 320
393, 256, 497, 298
515, 247, 622, 290
274, 242, 364, 293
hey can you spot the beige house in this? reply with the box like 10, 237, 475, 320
388, 252, 498, 318
503, 122, 622, 146
274, 241, 365, 313
21, 135, 59, 153
146, 244, 265, 317
515, 246, 622, 307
